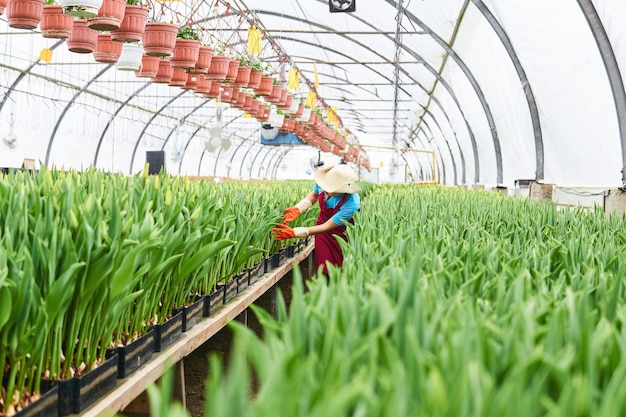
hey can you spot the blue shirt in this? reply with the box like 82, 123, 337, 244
314, 183, 361, 226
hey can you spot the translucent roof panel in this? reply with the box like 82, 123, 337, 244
1, 0, 625, 187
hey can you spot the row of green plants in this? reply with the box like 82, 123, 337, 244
0, 167, 318, 415
154, 184, 626, 416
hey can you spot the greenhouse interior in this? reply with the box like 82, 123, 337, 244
2, 0, 626, 416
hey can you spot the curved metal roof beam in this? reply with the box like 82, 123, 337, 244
128, 90, 186, 173
226, 131, 261, 178
385, 0, 502, 184
472, 0, 544, 181
259, 147, 280, 178
416, 120, 447, 184
577, 0, 626, 184
248, 8, 479, 183
0, 39, 64, 115
224, 11, 474, 178
421, 114, 456, 184
416, 96, 467, 183
415, 128, 443, 182
93, 83, 152, 166
45, 64, 113, 166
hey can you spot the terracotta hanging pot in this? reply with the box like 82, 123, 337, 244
168, 67, 187, 86
135, 54, 159, 77
151, 59, 173, 83
204, 80, 220, 98
204, 55, 229, 81
254, 76, 273, 96
110, 4, 148, 43
116, 42, 143, 70
232, 65, 251, 88
220, 85, 234, 103
265, 84, 283, 103
223, 58, 239, 83
233, 91, 246, 109
182, 73, 199, 90
6, 0, 44, 30
87, 0, 125, 31
39, 4, 74, 38
59, 0, 102, 18
93, 33, 122, 63
187, 45, 212, 74
194, 77, 211, 95
170, 38, 200, 69
142, 21, 178, 57
67, 18, 97, 53
0, 0, 8, 15
247, 68, 262, 89
277, 93, 293, 111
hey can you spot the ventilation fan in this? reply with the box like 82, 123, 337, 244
2, 112, 17, 150
205, 107, 223, 153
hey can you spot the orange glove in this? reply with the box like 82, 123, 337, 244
283, 207, 301, 223
272, 224, 309, 241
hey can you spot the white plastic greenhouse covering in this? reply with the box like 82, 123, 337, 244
1, 0, 625, 188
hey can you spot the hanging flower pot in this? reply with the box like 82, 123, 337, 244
168, 67, 187, 86
297, 106, 312, 123
86, 0, 125, 31
67, 18, 97, 53
194, 77, 211, 95
204, 80, 220, 98
39, 4, 74, 38
289, 101, 303, 118
182, 73, 198, 90
170, 38, 200, 69
93, 33, 122, 63
266, 83, 283, 103
110, 3, 148, 43
247, 68, 262, 89
233, 91, 246, 109
254, 75, 274, 96
223, 58, 239, 83
277, 92, 293, 111
187, 45, 212, 74
142, 21, 178, 57
204, 55, 229, 81
6, 0, 44, 30
116, 42, 143, 70
151, 58, 172, 83
232, 65, 251, 88
242, 94, 254, 112
135, 53, 159, 77
220, 85, 234, 103
59, 0, 102, 18
267, 109, 285, 128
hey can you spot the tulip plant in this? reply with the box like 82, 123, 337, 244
0, 166, 322, 415
193, 184, 626, 417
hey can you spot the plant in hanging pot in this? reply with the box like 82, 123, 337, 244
86, 0, 125, 31
40, 0, 74, 38
142, 19, 178, 57
110, 0, 148, 43
232, 54, 252, 88
170, 25, 201, 69
151, 56, 173, 83
187, 43, 212, 75
93, 32, 123, 63
204, 42, 230, 81
67, 18, 98, 53
135, 53, 159, 77
6, 0, 44, 30
247, 59, 263, 89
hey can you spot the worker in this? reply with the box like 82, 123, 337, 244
273, 164, 361, 275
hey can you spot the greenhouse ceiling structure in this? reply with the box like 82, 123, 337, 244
0, 0, 625, 187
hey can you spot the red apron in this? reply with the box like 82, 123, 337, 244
315, 192, 352, 275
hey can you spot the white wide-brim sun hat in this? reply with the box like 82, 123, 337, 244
314, 164, 361, 194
